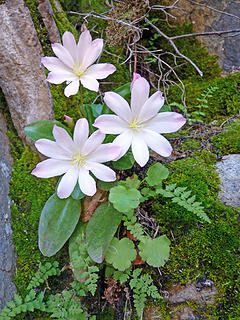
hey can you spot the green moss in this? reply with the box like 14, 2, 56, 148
181, 138, 201, 152
10, 147, 57, 295
211, 119, 240, 156
152, 153, 240, 319
169, 73, 240, 122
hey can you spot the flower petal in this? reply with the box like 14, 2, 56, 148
112, 130, 133, 160
130, 72, 141, 89
64, 80, 80, 97
93, 115, 127, 134
77, 30, 92, 63
62, 31, 77, 62
73, 118, 89, 148
143, 129, 172, 157
131, 133, 149, 167
78, 168, 96, 196
88, 144, 121, 163
47, 72, 77, 84
82, 39, 103, 68
131, 76, 150, 116
57, 167, 79, 199
104, 92, 132, 122
31, 159, 71, 178
53, 125, 77, 154
41, 57, 72, 73
35, 139, 71, 159
82, 130, 105, 156
88, 162, 116, 181
80, 76, 99, 92
51, 43, 75, 68
139, 91, 165, 122
145, 112, 187, 133
84, 63, 116, 79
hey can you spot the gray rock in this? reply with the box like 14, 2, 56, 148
172, 307, 201, 320
164, 281, 217, 305
165, 0, 240, 72
0, 0, 54, 150
38, 0, 61, 43
0, 112, 17, 310
215, 154, 240, 208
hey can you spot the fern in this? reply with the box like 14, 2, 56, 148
70, 238, 99, 296
0, 261, 94, 320
27, 261, 60, 290
0, 291, 46, 319
105, 265, 132, 284
122, 215, 146, 242
156, 184, 211, 223
129, 269, 161, 317
46, 290, 87, 320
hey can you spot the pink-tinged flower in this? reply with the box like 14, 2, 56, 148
94, 75, 186, 167
41, 30, 116, 96
31, 119, 120, 198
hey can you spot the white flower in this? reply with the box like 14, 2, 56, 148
41, 30, 116, 96
31, 119, 120, 198
94, 74, 186, 167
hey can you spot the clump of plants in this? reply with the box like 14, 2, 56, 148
0, 28, 214, 319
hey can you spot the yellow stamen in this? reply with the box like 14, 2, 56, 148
71, 153, 86, 169
72, 63, 85, 77
128, 117, 142, 129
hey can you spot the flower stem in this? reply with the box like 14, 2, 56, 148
80, 84, 87, 118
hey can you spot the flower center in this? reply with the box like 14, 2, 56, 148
72, 63, 85, 78
128, 117, 142, 130
71, 153, 86, 169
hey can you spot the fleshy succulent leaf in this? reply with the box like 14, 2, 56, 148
86, 203, 122, 263
38, 193, 81, 257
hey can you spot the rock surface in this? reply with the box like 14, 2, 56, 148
0, 112, 17, 310
166, 0, 240, 72
38, 0, 61, 43
0, 0, 54, 149
215, 154, 240, 208
164, 280, 217, 305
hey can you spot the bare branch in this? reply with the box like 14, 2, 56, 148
145, 17, 203, 76
54, 10, 144, 32
171, 29, 240, 40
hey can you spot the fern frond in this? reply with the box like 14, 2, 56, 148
157, 184, 210, 223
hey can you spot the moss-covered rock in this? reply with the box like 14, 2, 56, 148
152, 153, 240, 319
211, 119, 240, 156
168, 73, 240, 122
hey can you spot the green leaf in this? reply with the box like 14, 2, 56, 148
109, 186, 141, 212
97, 180, 118, 191
105, 238, 136, 271
39, 193, 81, 257
119, 174, 140, 189
90, 104, 103, 118
112, 151, 135, 170
160, 104, 171, 112
115, 82, 131, 99
24, 120, 69, 141
86, 203, 122, 263
146, 163, 169, 186
139, 235, 170, 267
71, 183, 85, 200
